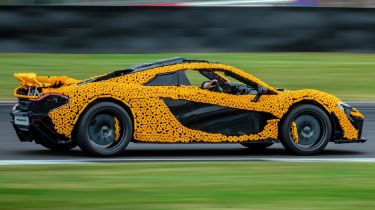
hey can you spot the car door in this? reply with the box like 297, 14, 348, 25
163, 69, 275, 137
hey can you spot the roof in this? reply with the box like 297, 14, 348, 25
79, 57, 216, 85
126, 57, 212, 72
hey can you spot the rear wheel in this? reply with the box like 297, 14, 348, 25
241, 142, 273, 150
76, 102, 133, 157
280, 104, 332, 155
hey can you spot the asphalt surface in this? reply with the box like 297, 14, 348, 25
0, 102, 374, 160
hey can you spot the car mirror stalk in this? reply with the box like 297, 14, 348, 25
252, 85, 268, 102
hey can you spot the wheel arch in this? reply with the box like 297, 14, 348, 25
71, 96, 135, 141
278, 99, 339, 141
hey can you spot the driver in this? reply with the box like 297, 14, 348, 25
201, 79, 219, 90
201, 79, 257, 95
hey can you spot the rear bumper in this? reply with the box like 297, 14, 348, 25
10, 109, 69, 144
11, 110, 34, 142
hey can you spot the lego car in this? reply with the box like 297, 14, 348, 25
11, 57, 366, 156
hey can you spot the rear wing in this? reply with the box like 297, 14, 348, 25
14, 73, 80, 98
14, 73, 79, 87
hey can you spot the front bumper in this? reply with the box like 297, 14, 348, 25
333, 113, 366, 144
334, 139, 367, 144
351, 114, 365, 139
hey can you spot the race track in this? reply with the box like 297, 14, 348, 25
0, 102, 374, 161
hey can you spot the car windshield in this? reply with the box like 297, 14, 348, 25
213, 70, 249, 86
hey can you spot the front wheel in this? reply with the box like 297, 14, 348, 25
76, 102, 133, 157
280, 104, 332, 155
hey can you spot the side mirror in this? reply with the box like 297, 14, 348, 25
251, 85, 268, 102
258, 85, 268, 94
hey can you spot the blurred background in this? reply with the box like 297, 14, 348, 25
0, 0, 374, 100
0, 4, 374, 53
0, 2, 375, 210
0, 0, 375, 7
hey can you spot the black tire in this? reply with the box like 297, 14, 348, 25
76, 102, 133, 157
39, 140, 77, 151
241, 142, 273, 150
280, 104, 332, 155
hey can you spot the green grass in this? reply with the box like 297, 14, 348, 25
0, 162, 375, 210
1, 53, 375, 100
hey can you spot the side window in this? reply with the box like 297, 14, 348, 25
145, 70, 212, 87
145, 72, 179, 86
184, 70, 211, 88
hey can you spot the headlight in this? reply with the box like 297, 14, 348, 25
338, 102, 353, 122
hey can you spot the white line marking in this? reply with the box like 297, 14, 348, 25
0, 160, 93, 165
0, 101, 17, 104
1, 157, 375, 165
183, 0, 291, 6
